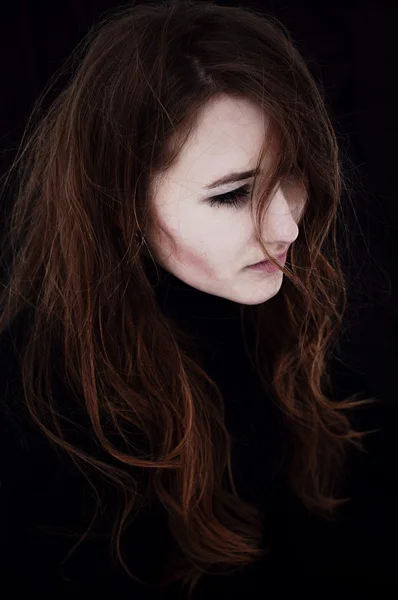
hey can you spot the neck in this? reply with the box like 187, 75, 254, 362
142, 255, 242, 332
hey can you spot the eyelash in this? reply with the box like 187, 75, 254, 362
208, 183, 251, 209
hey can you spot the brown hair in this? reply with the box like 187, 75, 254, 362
0, 0, 380, 596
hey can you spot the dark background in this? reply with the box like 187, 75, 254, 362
1, 0, 397, 585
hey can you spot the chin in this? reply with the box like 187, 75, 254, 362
240, 284, 282, 305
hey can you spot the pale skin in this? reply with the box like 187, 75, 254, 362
136, 95, 306, 305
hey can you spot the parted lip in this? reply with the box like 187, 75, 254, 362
249, 250, 287, 267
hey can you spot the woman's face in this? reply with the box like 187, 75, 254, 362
145, 95, 305, 305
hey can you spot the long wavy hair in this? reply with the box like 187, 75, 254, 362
0, 0, 380, 596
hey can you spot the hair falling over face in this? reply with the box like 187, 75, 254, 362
0, 1, 380, 598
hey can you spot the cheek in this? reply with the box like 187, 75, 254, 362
176, 243, 215, 278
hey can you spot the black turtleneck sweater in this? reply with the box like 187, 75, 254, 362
143, 256, 290, 505
0, 257, 396, 598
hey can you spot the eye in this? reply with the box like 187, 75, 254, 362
208, 183, 251, 208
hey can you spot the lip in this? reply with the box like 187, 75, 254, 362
248, 250, 288, 268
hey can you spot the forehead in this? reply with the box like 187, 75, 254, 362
161, 96, 272, 192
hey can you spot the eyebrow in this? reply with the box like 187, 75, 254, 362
204, 168, 260, 190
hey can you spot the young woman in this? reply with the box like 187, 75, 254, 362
0, 1, 380, 598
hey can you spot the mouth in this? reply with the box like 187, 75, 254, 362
248, 250, 288, 267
